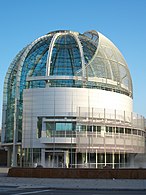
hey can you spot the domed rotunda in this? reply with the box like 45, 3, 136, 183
1, 30, 145, 168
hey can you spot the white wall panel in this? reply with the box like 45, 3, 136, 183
22, 87, 133, 148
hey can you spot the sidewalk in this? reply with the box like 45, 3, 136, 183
0, 167, 146, 190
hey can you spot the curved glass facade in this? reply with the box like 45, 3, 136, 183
3, 48, 26, 142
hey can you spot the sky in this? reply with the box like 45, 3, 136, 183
0, 0, 146, 127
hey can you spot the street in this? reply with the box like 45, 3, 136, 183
0, 188, 145, 195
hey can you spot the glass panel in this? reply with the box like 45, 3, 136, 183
50, 35, 82, 76
56, 123, 72, 131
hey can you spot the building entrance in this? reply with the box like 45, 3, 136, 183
44, 150, 69, 168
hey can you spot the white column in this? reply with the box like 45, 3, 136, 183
41, 149, 45, 167
12, 145, 17, 167
75, 152, 77, 168
48, 155, 51, 167
82, 153, 86, 168
96, 149, 97, 168
129, 154, 135, 168
112, 151, 115, 169
119, 150, 121, 168
105, 151, 106, 166
86, 149, 88, 163
56, 154, 59, 168
64, 151, 69, 168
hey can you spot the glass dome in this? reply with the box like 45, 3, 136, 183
5, 30, 132, 97
19, 30, 132, 97
3, 30, 133, 142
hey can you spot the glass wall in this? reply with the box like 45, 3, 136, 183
21, 148, 128, 169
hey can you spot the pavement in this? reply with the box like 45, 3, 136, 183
0, 167, 146, 190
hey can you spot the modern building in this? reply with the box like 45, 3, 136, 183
1, 30, 145, 168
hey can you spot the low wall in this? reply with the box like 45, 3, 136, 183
8, 168, 146, 179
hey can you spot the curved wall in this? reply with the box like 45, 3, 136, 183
23, 87, 133, 117
22, 87, 133, 148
